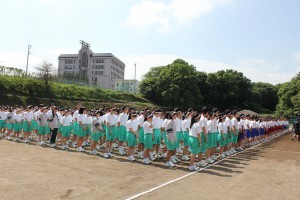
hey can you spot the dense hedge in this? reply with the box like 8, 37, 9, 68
0, 75, 149, 103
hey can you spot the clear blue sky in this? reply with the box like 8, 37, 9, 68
0, 0, 299, 84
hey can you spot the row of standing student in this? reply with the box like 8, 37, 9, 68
0, 105, 289, 170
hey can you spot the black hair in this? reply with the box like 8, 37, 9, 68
201, 106, 209, 114
79, 107, 86, 114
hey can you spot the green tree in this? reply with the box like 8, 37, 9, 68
251, 82, 278, 111
276, 72, 300, 116
139, 59, 203, 110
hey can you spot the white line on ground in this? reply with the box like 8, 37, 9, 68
270, 149, 300, 154
124, 131, 290, 200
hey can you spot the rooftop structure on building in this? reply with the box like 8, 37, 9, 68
58, 41, 125, 89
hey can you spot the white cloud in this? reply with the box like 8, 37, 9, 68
125, 0, 232, 32
121, 54, 296, 84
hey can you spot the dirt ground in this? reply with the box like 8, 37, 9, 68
0, 132, 299, 200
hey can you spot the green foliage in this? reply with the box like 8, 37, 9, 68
140, 59, 202, 110
251, 82, 278, 111
0, 75, 149, 105
276, 72, 300, 116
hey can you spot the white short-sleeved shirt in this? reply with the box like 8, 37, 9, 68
218, 122, 227, 134
231, 117, 238, 130
24, 112, 33, 122
244, 119, 249, 129
238, 119, 244, 130
73, 110, 79, 121
207, 120, 213, 133
162, 119, 168, 129
152, 116, 162, 129
118, 113, 129, 126
78, 114, 87, 125
13, 114, 22, 122
189, 122, 201, 137
106, 113, 117, 126
137, 115, 145, 126
61, 115, 72, 126
143, 121, 153, 134
199, 115, 207, 132
0, 111, 7, 120
182, 119, 190, 132
175, 117, 182, 132
127, 119, 138, 132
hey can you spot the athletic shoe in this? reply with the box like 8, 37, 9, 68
207, 158, 214, 164
196, 161, 207, 167
189, 165, 199, 171
150, 155, 155, 161
72, 142, 76, 148
108, 152, 114, 157
177, 149, 183, 154
128, 156, 136, 161
171, 157, 178, 164
96, 145, 101, 151
155, 154, 162, 159
165, 161, 175, 167
181, 155, 190, 161
225, 152, 231, 156
103, 153, 109, 158
61, 145, 66, 150
50, 144, 56, 148
138, 152, 143, 159
112, 143, 118, 148
220, 154, 226, 159
143, 158, 151, 165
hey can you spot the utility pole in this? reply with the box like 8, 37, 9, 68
25, 45, 32, 76
134, 63, 137, 94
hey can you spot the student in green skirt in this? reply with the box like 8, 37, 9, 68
182, 112, 192, 161
5, 108, 14, 140
143, 114, 153, 164
218, 115, 227, 159
90, 111, 103, 155
61, 110, 72, 150
104, 108, 118, 158
137, 111, 145, 158
77, 107, 87, 152
38, 107, 49, 146
205, 112, 215, 164
117, 106, 129, 155
188, 115, 201, 171
126, 113, 139, 161
13, 109, 23, 142
0, 106, 7, 137
23, 106, 34, 143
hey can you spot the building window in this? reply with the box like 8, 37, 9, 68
65, 65, 73, 70
95, 59, 104, 63
94, 77, 97, 82
65, 60, 73, 64
131, 83, 133, 85
95, 65, 104, 69
95, 71, 104, 75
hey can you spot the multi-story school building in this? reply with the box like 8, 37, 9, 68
114, 79, 140, 94
58, 41, 125, 89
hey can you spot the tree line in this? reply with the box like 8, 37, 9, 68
139, 59, 299, 116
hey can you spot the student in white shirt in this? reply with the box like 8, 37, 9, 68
126, 114, 139, 161
188, 115, 201, 171
71, 105, 80, 148
90, 111, 103, 154
143, 114, 153, 164
13, 109, 23, 142
231, 110, 239, 153
61, 110, 72, 150
137, 111, 146, 158
165, 112, 177, 167
199, 107, 209, 166
218, 115, 227, 159
152, 110, 163, 159
182, 112, 192, 161
117, 106, 129, 155
77, 107, 88, 152
104, 108, 117, 158
23, 106, 34, 143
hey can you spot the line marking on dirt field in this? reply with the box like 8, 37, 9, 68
124, 131, 290, 200
270, 149, 300, 154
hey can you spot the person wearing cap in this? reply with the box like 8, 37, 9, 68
61, 110, 72, 150
181, 111, 192, 161
152, 109, 163, 160
137, 111, 145, 158
143, 114, 154, 164
104, 108, 118, 158
188, 114, 201, 171
165, 111, 177, 167
126, 113, 139, 161
38, 107, 49, 146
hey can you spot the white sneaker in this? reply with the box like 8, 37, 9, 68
181, 155, 190, 161
207, 158, 214, 164
108, 152, 114, 157
189, 165, 199, 171
72, 142, 76, 148
225, 152, 230, 156
165, 161, 175, 167
196, 161, 207, 167
112, 143, 118, 148
50, 144, 56, 148
155, 154, 162, 159
171, 157, 178, 164
138, 152, 143, 158
119, 149, 125, 155
220, 153, 226, 159
128, 156, 136, 161
150, 155, 155, 161
177, 149, 183, 154
61, 145, 66, 150
163, 153, 167, 158
103, 153, 109, 158
143, 158, 151, 165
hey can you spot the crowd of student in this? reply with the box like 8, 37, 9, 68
0, 104, 290, 171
